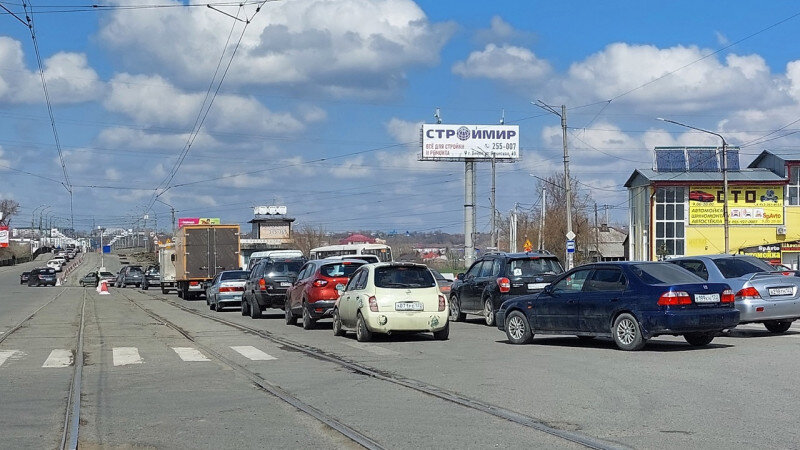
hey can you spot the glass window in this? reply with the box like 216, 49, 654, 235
670, 260, 709, 280
789, 167, 800, 206
654, 187, 686, 258
584, 268, 627, 292
220, 270, 250, 281
631, 263, 703, 284
712, 257, 773, 278
320, 262, 364, 278
374, 266, 436, 289
552, 269, 591, 293
508, 257, 564, 277
466, 261, 484, 278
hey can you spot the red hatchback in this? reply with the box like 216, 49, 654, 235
285, 259, 367, 330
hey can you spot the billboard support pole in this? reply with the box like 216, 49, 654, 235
465, 161, 475, 268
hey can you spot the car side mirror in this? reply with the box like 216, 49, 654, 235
456, 273, 464, 280
543, 284, 553, 294
335, 284, 345, 294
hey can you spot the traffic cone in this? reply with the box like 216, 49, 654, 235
98, 280, 110, 295
56, 278, 62, 286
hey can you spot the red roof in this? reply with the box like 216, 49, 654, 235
339, 234, 374, 244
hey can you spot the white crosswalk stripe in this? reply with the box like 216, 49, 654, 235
172, 347, 210, 362
113, 347, 143, 366
230, 346, 276, 361
0, 350, 20, 367
42, 349, 73, 368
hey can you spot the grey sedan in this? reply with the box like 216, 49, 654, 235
670, 254, 800, 333
206, 270, 250, 312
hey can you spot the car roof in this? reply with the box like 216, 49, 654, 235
481, 251, 559, 259
363, 261, 428, 269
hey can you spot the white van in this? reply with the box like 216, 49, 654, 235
247, 250, 304, 270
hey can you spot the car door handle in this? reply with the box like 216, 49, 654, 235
567, 300, 577, 304
610, 297, 620, 302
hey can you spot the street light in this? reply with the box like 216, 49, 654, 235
657, 118, 730, 253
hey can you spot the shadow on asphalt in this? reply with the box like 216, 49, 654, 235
494, 336, 734, 352
721, 328, 800, 338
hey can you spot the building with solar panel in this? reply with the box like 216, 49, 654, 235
625, 148, 800, 265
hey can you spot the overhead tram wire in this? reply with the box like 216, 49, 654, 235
0, 1, 264, 14
21, 0, 75, 232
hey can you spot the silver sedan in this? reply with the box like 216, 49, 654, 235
670, 254, 800, 333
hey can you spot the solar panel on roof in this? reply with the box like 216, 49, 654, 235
725, 147, 740, 170
655, 148, 686, 172
687, 148, 719, 171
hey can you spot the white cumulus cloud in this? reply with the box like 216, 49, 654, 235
453, 44, 552, 84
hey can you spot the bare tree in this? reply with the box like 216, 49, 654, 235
0, 199, 20, 227
293, 224, 328, 255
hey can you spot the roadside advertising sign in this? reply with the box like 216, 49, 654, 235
688, 185, 783, 225
0, 226, 8, 248
198, 218, 221, 225
420, 124, 520, 161
178, 218, 199, 228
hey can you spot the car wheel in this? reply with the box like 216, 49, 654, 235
215, 301, 224, 312
142, 283, 148, 290
249, 297, 262, 319
449, 295, 466, 322
161, 287, 168, 294
301, 303, 315, 330
505, 311, 533, 344
612, 313, 646, 351
285, 297, 297, 325
206, 296, 210, 306
483, 297, 495, 326
684, 332, 715, 346
432, 321, 449, 340
332, 309, 345, 337
241, 296, 249, 316
764, 320, 792, 333
356, 313, 372, 342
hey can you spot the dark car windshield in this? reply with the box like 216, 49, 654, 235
320, 262, 364, 278
712, 257, 774, 278
221, 270, 250, 281
264, 260, 304, 276
508, 257, 564, 277
129, 268, 144, 275
99, 272, 115, 278
375, 266, 436, 288
630, 263, 703, 284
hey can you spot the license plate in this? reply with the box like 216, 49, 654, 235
769, 287, 793, 296
694, 293, 720, 303
395, 301, 423, 311
280, 282, 291, 287
527, 283, 549, 290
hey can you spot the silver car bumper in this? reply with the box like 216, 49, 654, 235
737, 298, 800, 323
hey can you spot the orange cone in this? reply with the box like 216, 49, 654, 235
98, 280, 110, 295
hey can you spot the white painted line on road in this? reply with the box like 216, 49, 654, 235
113, 347, 143, 366
42, 349, 73, 368
230, 346, 276, 361
0, 350, 20, 367
172, 347, 210, 362
343, 341, 400, 356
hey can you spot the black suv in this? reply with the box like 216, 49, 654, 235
28, 267, 57, 287
242, 256, 306, 319
449, 251, 564, 326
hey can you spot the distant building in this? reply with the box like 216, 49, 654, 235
585, 225, 627, 262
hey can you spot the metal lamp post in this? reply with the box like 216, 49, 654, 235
657, 118, 730, 254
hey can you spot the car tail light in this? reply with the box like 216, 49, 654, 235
735, 286, 761, 300
438, 294, 446, 311
39, 275, 45, 280
658, 291, 691, 306
258, 278, 266, 291
497, 277, 511, 293
220, 286, 243, 292
190, 281, 199, 286
721, 289, 735, 303
368, 296, 378, 312
313, 279, 328, 287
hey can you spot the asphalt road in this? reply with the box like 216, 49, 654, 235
2, 251, 799, 449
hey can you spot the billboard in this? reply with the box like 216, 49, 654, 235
689, 186, 783, 225
178, 218, 221, 227
0, 226, 8, 248
420, 124, 520, 161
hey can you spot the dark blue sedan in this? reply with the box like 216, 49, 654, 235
496, 262, 740, 350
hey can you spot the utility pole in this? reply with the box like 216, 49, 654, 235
510, 203, 519, 252
538, 187, 546, 251
594, 203, 599, 262
535, 101, 574, 269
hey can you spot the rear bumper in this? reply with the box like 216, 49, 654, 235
255, 292, 285, 308
736, 299, 800, 323
306, 300, 337, 319
217, 294, 244, 305
640, 309, 740, 337
364, 310, 448, 333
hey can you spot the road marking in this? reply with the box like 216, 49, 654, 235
113, 347, 143, 366
172, 347, 210, 362
230, 346, 276, 361
342, 341, 400, 356
42, 349, 73, 368
0, 350, 19, 367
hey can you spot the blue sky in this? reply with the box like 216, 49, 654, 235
2, 0, 800, 236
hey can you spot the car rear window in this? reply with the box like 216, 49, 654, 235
221, 271, 250, 281
320, 262, 364, 278
374, 266, 436, 288
264, 260, 304, 276
508, 257, 564, 277
631, 263, 703, 284
100, 272, 115, 277
712, 257, 774, 278
129, 268, 144, 275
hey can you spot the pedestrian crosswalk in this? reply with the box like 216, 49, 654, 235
0, 345, 279, 369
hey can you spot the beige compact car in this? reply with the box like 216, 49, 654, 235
333, 262, 449, 341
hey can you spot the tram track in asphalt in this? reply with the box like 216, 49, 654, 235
119, 290, 385, 450
61, 290, 87, 450
132, 288, 625, 450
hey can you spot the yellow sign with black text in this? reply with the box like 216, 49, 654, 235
688, 185, 783, 225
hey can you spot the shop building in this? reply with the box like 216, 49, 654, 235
625, 148, 800, 265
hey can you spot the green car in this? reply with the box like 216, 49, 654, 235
79, 272, 99, 287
